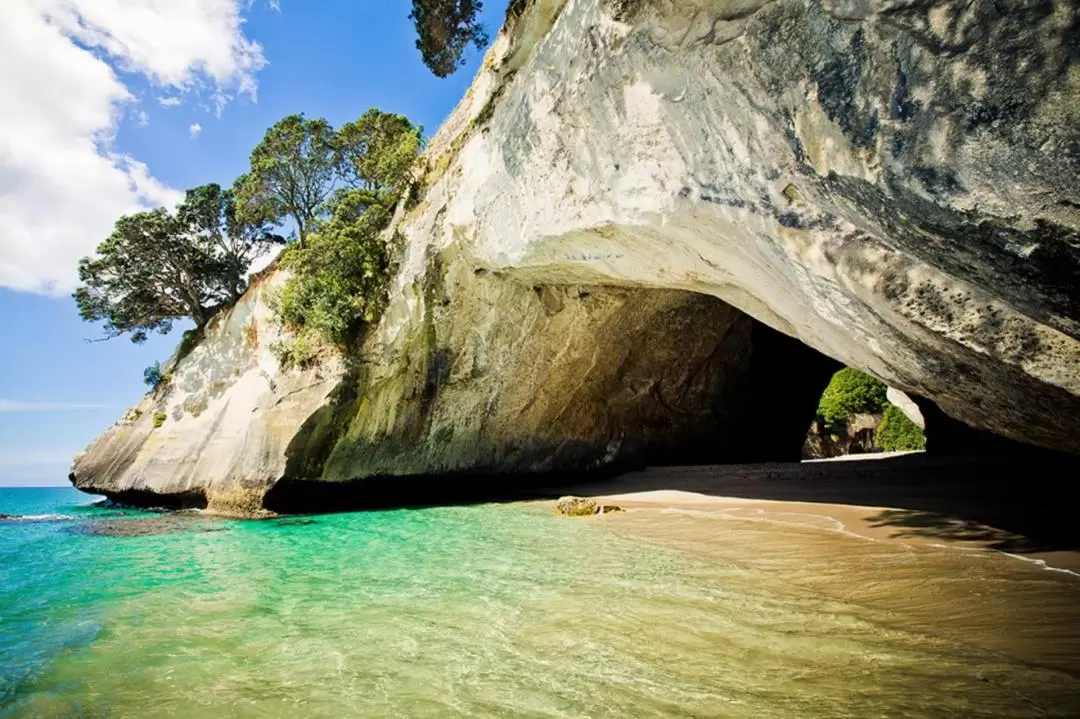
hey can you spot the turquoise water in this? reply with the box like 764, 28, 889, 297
2, 487, 1078, 718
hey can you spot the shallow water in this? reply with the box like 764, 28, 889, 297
2, 487, 1078, 718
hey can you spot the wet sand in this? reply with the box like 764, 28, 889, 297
535, 454, 1080, 682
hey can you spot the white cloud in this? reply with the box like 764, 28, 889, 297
0, 0, 267, 295
189, 122, 203, 138
158, 96, 183, 107
0, 400, 112, 413
136, 110, 149, 126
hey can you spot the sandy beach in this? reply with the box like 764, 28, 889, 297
535, 453, 1080, 680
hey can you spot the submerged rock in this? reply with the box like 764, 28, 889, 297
72, 0, 1080, 512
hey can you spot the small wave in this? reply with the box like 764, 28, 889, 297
0, 513, 78, 522
1002, 552, 1080, 578
926, 543, 1080, 578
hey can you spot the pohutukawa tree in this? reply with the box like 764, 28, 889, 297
234, 114, 339, 248
409, 0, 489, 77
74, 187, 283, 343
273, 110, 424, 346
337, 109, 424, 202
178, 183, 285, 302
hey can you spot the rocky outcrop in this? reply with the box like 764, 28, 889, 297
803, 412, 882, 459
69, 269, 345, 515
72, 0, 1080, 511
406, 0, 1080, 452
554, 496, 622, 515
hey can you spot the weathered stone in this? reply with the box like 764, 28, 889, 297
402, 0, 1079, 452
555, 496, 599, 516
72, 0, 1080, 512
886, 388, 925, 430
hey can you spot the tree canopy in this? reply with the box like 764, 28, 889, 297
234, 114, 338, 248
178, 183, 285, 302
410, 0, 489, 77
76, 102, 423, 353
337, 109, 424, 199
272, 112, 423, 349
74, 185, 283, 343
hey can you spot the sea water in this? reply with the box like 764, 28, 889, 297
1, 486, 1078, 718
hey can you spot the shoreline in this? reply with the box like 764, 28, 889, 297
526, 457, 1080, 677
544, 488, 1080, 575
529, 452, 1080, 569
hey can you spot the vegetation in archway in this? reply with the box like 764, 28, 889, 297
875, 405, 927, 452
805, 368, 926, 457
816, 368, 888, 433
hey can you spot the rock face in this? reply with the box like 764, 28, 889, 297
72, 0, 1080, 511
69, 270, 345, 514
803, 413, 882, 459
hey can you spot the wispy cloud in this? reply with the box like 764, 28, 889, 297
136, 109, 149, 126
188, 122, 202, 138
0, 400, 111, 413
158, 95, 183, 107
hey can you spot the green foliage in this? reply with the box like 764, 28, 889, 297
270, 109, 422, 349
876, 405, 927, 452
143, 362, 165, 389
337, 109, 423, 196
276, 205, 392, 345
409, 0, 489, 77
78, 103, 421, 354
73, 184, 281, 342
269, 332, 315, 370
816, 368, 889, 433
235, 114, 338, 247
74, 208, 213, 342
177, 183, 285, 301
152, 412, 167, 429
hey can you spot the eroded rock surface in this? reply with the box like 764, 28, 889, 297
72, 0, 1080, 512
403, 0, 1079, 451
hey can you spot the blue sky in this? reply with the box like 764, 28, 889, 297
0, 0, 506, 485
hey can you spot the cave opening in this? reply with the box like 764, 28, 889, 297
800, 367, 928, 460
259, 272, 1078, 519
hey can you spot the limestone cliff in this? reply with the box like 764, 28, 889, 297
72, 0, 1080, 510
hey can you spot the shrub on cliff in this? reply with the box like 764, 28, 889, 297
816, 368, 889, 433
276, 204, 393, 345
143, 362, 165, 389
875, 405, 927, 452
267, 110, 422, 350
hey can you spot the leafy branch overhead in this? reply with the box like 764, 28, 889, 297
410, 0, 489, 77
